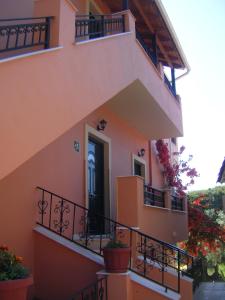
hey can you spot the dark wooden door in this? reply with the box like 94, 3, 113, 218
88, 137, 104, 234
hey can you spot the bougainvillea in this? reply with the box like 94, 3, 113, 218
156, 139, 198, 196
178, 195, 225, 280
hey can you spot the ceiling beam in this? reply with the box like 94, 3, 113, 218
132, 0, 173, 67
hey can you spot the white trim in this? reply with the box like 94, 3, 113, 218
132, 153, 148, 183
0, 46, 63, 64
97, 270, 131, 276
85, 124, 112, 218
144, 204, 170, 211
75, 32, 132, 46
130, 273, 181, 300
137, 255, 193, 283
34, 225, 104, 266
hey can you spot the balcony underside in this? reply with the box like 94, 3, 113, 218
106, 79, 181, 139
0, 28, 183, 181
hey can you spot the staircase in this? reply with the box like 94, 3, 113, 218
36, 186, 195, 296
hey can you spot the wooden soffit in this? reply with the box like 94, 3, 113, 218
105, 0, 186, 69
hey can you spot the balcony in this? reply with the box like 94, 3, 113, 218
117, 176, 188, 243
75, 14, 125, 41
144, 185, 165, 208
75, 13, 177, 99
0, 17, 52, 59
0, 1, 183, 182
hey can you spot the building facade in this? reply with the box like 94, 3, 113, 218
0, 1, 193, 299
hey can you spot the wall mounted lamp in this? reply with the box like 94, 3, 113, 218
138, 148, 145, 157
97, 119, 107, 131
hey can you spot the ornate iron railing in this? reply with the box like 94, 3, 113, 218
36, 186, 194, 294
171, 195, 184, 211
144, 185, 165, 208
72, 277, 107, 300
0, 17, 52, 54
75, 14, 125, 40
164, 74, 176, 97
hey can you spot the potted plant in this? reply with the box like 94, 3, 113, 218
103, 239, 131, 273
0, 245, 33, 300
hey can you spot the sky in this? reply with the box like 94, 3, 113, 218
162, 0, 225, 191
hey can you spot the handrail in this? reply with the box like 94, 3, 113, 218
75, 14, 125, 41
171, 194, 184, 211
0, 16, 52, 54
144, 185, 165, 208
71, 277, 107, 300
0, 17, 53, 22
36, 186, 195, 293
36, 186, 187, 253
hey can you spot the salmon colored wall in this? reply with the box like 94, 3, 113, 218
132, 281, 170, 300
0, 0, 34, 18
117, 176, 188, 243
34, 232, 102, 300
0, 0, 183, 181
0, 104, 148, 270
105, 272, 192, 300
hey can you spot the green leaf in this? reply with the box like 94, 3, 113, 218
207, 267, 215, 276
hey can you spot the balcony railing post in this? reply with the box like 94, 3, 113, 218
45, 16, 51, 49
122, 14, 125, 33
152, 34, 158, 66
122, 0, 129, 10
101, 15, 105, 37
171, 68, 176, 95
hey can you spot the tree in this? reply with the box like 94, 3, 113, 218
179, 194, 225, 280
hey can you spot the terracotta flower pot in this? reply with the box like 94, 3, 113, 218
0, 276, 33, 300
103, 247, 131, 273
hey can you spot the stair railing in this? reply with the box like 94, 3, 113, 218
36, 186, 195, 294
71, 277, 107, 300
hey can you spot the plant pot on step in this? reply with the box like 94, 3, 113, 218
0, 276, 33, 300
103, 240, 131, 273
0, 245, 33, 300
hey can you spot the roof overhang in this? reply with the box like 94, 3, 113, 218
105, 0, 189, 70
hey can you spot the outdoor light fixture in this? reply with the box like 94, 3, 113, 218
97, 119, 107, 131
138, 148, 145, 157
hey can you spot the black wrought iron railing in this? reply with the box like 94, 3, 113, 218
136, 30, 157, 66
136, 30, 177, 98
144, 185, 165, 208
171, 195, 184, 211
72, 277, 107, 300
164, 74, 176, 97
75, 14, 125, 40
36, 186, 194, 294
0, 17, 52, 54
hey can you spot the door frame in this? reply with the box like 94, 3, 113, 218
85, 124, 111, 219
132, 153, 147, 183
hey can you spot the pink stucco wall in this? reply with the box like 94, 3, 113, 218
0, 0, 183, 181
0, 104, 151, 269
34, 231, 102, 300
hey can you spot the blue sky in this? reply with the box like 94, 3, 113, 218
162, 0, 225, 190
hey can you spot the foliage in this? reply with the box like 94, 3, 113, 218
189, 185, 225, 210
104, 240, 128, 249
0, 245, 29, 281
178, 193, 225, 281
155, 139, 198, 195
